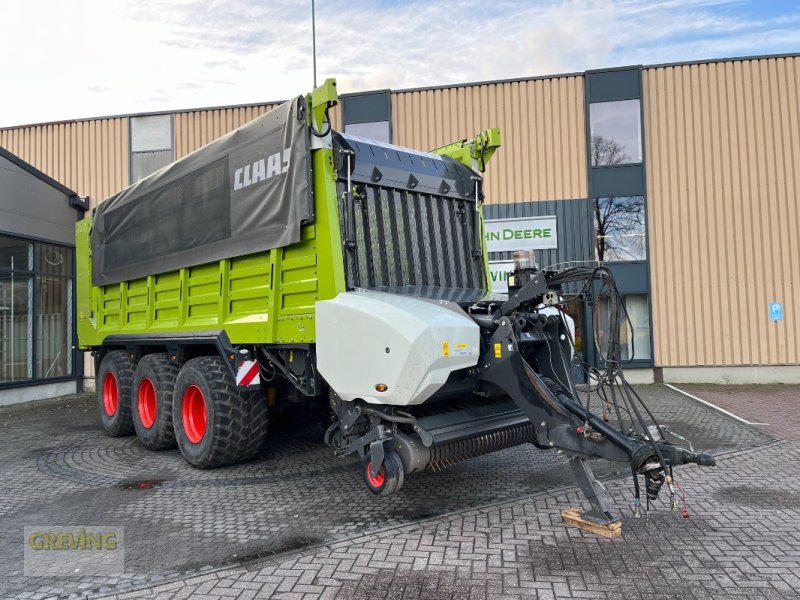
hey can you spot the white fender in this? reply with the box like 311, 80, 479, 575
316, 291, 480, 406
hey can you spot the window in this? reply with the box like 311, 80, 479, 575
35, 243, 73, 378
621, 295, 651, 361
0, 236, 32, 271
594, 196, 646, 262
344, 121, 391, 143
563, 299, 584, 353
598, 294, 651, 361
342, 91, 391, 144
589, 99, 642, 166
130, 114, 173, 183
0, 234, 74, 385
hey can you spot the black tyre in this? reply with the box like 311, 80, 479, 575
363, 449, 405, 496
240, 386, 270, 461
97, 350, 136, 437
173, 356, 269, 468
132, 353, 181, 450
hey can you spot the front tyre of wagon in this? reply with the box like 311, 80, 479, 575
173, 357, 268, 469
97, 350, 136, 437
132, 353, 180, 450
363, 450, 405, 496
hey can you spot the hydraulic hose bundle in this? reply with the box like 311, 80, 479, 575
542, 265, 710, 516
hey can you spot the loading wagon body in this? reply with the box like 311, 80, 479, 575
77, 80, 712, 523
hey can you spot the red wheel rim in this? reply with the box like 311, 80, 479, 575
137, 378, 157, 429
102, 372, 118, 417
365, 462, 385, 488
182, 385, 207, 443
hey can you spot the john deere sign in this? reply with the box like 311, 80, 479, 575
484, 216, 558, 252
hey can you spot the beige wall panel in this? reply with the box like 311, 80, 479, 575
329, 104, 342, 132
0, 97, 340, 206
0, 118, 128, 207
645, 56, 800, 367
173, 104, 278, 159
391, 77, 587, 204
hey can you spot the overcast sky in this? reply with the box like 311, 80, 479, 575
1, 0, 798, 127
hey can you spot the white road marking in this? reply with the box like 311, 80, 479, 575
664, 383, 770, 426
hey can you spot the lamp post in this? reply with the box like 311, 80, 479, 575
312, 0, 317, 88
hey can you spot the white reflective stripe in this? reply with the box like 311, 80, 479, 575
235, 360, 261, 386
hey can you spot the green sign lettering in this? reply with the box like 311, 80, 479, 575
485, 220, 556, 249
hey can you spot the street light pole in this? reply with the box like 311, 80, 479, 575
312, 0, 317, 88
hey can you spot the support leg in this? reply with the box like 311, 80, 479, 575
570, 457, 619, 526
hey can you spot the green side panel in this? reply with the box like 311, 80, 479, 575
76, 145, 346, 349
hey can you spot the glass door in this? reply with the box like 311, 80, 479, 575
0, 273, 33, 383
0, 236, 33, 383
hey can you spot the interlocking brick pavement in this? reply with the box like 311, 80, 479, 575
104, 435, 800, 600
99, 385, 798, 600
676, 384, 796, 440
0, 384, 792, 599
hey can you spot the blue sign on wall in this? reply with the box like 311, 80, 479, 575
769, 302, 783, 322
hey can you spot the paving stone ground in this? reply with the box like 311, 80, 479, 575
0, 383, 792, 599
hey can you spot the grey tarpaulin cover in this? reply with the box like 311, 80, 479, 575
91, 97, 311, 286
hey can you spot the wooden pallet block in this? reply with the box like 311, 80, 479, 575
560, 508, 622, 539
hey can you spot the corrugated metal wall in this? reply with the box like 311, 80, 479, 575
391, 76, 587, 204
0, 75, 585, 208
644, 56, 800, 367
5, 60, 797, 372
174, 104, 277, 159
329, 104, 343, 132
0, 119, 128, 208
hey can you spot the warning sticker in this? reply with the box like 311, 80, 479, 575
442, 341, 450, 357
494, 343, 502, 358
454, 343, 470, 356
236, 360, 261, 386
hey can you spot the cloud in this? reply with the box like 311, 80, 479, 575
0, 0, 798, 126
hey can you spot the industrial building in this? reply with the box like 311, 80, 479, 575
1, 52, 797, 389
0, 147, 87, 403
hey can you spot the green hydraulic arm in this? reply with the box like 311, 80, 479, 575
307, 78, 338, 134
430, 128, 501, 172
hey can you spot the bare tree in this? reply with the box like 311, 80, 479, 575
591, 135, 629, 166
591, 135, 643, 262
594, 197, 645, 262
